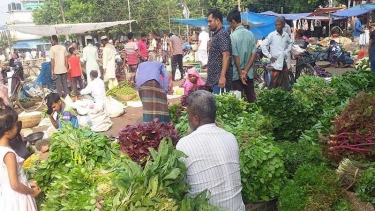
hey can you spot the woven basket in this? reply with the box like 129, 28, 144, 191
19, 114, 41, 129
316, 61, 331, 68
116, 94, 136, 101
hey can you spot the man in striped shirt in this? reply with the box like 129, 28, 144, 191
176, 90, 245, 211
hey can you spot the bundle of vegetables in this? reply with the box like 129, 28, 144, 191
112, 139, 222, 210
293, 76, 339, 125
256, 88, 307, 141
355, 164, 375, 206
23, 154, 41, 180
336, 158, 365, 189
33, 124, 127, 210
325, 92, 375, 161
118, 118, 179, 164
355, 58, 371, 71
330, 71, 375, 100
105, 81, 137, 96
240, 136, 286, 202
278, 164, 342, 211
313, 65, 331, 77
277, 141, 328, 178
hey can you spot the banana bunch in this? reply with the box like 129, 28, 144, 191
355, 58, 371, 71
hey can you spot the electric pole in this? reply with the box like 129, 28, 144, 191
127, 0, 132, 32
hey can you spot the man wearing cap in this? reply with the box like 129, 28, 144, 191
197, 26, 210, 68
81, 35, 100, 84
101, 36, 118, 89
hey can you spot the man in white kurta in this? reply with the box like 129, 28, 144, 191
176, 90, 245, 211
81, 35, 100, 84
101, 36, 118, 89
80, 70, 106, 111
281, 16, 292, 70
261, 17, 292, 71
197, 27, 210, 67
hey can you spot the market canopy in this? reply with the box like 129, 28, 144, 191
7, 20, 136, 36
260, 11, 311, 20
12, 42, 33, 49
170, 17, 264, 28
332, 3, 375, 17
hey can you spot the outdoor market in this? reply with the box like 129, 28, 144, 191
1, 0, 375, 210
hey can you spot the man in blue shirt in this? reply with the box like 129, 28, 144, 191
353, 16, 365, 45
227, 9, 257, 103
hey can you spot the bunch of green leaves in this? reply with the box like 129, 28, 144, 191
330, 71, 375, 101
278, 164, 341, 211
277, 141, 328, 178
33, 124, 127, 210
293, 76, 339, 124
168, 103, 182, 125
256, 88, 307, 141
175, 109, 189, 137
240, 135, 286, 202
355, 164, 375, 206
112, 139, 220, 210
332, 198, 354, 211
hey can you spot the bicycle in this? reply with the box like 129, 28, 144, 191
24, 61, 40, 78
2, 67, 45, 112
294, 51, 316, 80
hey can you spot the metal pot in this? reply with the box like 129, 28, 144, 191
25, 132, 44, 145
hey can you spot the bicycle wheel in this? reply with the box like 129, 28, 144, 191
295, 64, 315, 80
16, 81, 45, 112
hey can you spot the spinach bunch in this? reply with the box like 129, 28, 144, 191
330, 71, 375, 101
240, 136, 286, 202
256, 88, 307, 141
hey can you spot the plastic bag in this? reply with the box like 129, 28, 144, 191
174, 68, 181, 81
78, 111, 112, 132
104, 96, 126, 118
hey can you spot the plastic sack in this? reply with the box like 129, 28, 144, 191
291, 44, 306, 56
104, 96, 126, 118
78, 111, 112, 132
174, 68, 181, 81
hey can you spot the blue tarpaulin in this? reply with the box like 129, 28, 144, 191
171, 12, 277, 40
332, 3, 375, 17
12, 42, 33, 49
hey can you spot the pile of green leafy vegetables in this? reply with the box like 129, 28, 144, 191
32, 124, 220, 210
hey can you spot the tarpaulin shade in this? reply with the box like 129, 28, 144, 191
12, 42, 33, 49
332, 9, 371, 17
260, 11, 310, 20
0, 26, 7, 31
7, 20, 135, 36
309, 7, 342, 16
170, 17, 264, 27
346, 3, 375, 10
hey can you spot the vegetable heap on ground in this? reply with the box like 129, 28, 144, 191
29, 124, 220, 210
106, 81, 137, 97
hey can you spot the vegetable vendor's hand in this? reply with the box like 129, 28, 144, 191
218, 75, 226, 88
31, 186, 41, 198
270, 57, 276, 63
29, 180, 37, 187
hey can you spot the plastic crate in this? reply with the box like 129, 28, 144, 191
245, 199, 277, 211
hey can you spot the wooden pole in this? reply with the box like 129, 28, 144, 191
238, 0, 241, 11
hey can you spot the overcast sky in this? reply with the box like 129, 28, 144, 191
0, 0, 20, 26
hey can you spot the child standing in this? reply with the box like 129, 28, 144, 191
68, 47, 84, 100
0, 98, 41, 210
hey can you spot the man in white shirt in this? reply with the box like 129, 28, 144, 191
261, 17, 292, 90
81, 35, 100, 84
176, 90, 245, 211
197, 27, 210, 68
281, 16, 292, 71
101, 36, 118, 89
148, 33, 157, 61
161, 33, 169, 64
31, 49, 37, 59
80, 70, 105, 111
